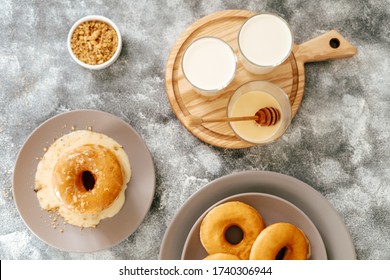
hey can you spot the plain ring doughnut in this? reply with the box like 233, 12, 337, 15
200, 201, 265, 260
249, 222, 311, 260
203, 253, 240, 260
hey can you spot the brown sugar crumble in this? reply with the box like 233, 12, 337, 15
70, 20, 118, 65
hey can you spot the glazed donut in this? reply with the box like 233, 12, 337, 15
52, 144, 124, 214
249, 222, 311, 260
203, 253, 240, 260
200, 201, 265, 260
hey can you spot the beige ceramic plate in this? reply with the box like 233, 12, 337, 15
181, 192, 327, 260
13, 110, 155, 252
159, 171, 356, 260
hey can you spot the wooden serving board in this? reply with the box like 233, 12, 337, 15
165, 10, 357, 149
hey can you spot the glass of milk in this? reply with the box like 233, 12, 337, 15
227, 81, 292, 145
238, 14, 294, 74
182, 37, 237, 96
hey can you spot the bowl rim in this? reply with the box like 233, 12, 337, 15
67, 15, 122, 70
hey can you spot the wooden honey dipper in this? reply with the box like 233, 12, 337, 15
186, 107, 280, 127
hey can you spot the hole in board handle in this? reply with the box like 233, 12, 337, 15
329, 38, 340, 49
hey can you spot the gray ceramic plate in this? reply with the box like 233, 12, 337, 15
181, 193, 327, 260
159, 171, 356, 260
13, 110, 155, 252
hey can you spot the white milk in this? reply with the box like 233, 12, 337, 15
182, 37, 236, 95
238, 14, 293, 74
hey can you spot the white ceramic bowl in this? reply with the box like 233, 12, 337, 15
67, 15, 122, 70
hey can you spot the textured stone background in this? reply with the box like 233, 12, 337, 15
1, 0, 390, 260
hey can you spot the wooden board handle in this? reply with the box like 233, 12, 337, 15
295, 30, 357, 64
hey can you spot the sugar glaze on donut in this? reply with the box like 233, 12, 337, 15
34, 130, 131, 228
53, 144, 124, 215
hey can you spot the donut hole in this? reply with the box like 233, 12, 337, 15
275, 246, 287, 260
225, 225, 244, 245
81, 171, 96, 191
